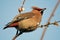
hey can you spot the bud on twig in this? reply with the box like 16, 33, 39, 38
18, 7, 25, 12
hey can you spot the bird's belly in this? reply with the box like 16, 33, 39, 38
18, 19, 38, 30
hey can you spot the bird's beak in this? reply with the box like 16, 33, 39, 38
41, 8, 46, 12
3, 22, 12, 29
40, 8, 46, 15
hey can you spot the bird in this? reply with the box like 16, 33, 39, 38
3, 6, 46, 40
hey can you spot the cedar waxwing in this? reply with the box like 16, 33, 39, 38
3, 6, 46, 40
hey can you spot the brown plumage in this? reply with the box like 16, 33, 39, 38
3, 6, 46, 40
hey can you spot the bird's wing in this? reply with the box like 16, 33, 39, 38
11, 12, 35, 23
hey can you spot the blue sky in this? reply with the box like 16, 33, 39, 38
0, 0, 60, 40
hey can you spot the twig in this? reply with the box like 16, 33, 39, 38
21, 0, 26, 8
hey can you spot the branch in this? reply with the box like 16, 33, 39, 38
40, 0, 60, 40
39, 21, 60, 28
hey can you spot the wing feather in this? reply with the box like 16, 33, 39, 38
11, 12, 35, 23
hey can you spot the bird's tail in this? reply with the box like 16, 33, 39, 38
3, 22, 11, 30
3, 22, 18, 30
3, 24, 10, 30
3, 26, 9, 29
